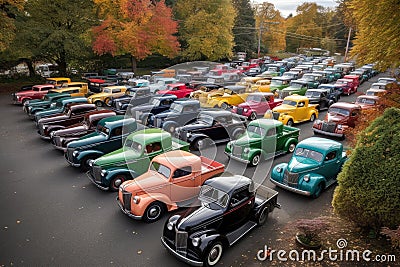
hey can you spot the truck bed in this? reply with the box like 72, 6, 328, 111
282, 125, 300, 136
171, 137, 190, 151
198, 156, 225, 183
254, 184, 280, 210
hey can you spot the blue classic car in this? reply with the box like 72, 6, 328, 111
270, 137, 347, 198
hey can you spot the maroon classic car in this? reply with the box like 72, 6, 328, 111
231, 92, 283, 120
354, 95, 380, 110
312, 102, 361, 139
334, 79, 357, 96
12, 84, 55, 104
37, 103, 97, 140
51, 110, 116, 151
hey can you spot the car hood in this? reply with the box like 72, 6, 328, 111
176, 205, 224, 232
273, 104, 296, 113
287, 157, 320, 173
38, 113, 69, 124
155, 109, 179, 118
35, 107, 61, 116
232, 133, 261, 146
237, 101, 260, 109
88, 92, 109, 99
54, 124, 89, 137
178, 122, 210, 131
324, 113, 347, 123
120, 171, 167, 194
67, 132, 108, 148
94, 148, 143, 167
130, 103, 156, 112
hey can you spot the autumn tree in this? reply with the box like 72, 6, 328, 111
254, 2, 286, 54
0, 0, 24, 52
345, 0, 400, 70
92, 0, 179, 72
174, 0, 236, 61
232, 0, 257, 55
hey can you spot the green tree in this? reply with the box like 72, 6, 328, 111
332, 107, 400, 230
174, 0, 236, 61
0, 0, 24, 52
12, 0, 96, 75
254, 2, 286, 54
346, 0, 400, 70
232, 0, 256, 55
92, 0, 179, 72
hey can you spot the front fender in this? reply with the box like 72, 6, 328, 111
197, 233, 228, 255
188, 133, 209, 144
284, 138, 298, 150
248, 148, 263, 161
104, 168, 138, 184
133, 193, 172, 217
297, 173, 327, 194
75, 150, 104, 162
270, 163, 288, 182
280, 115, 293, 125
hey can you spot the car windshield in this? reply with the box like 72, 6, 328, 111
149, 162, 171, 179
329, 107, 350, 116
199, 185, 229, 209
151, 98, 161, 106
170, 103, 183, 113
290, 82, 304, 89
96, 124, 110, 135
103, 88, 111, 94
247, 125, 266, 136
295, 147, 323, 162
305, 91, 321, 98
371, 84, 385, 89
124, 139, 143, 153
282, 100, 297, 106
197, 114, 214, 125
246, 95, 263, 102
127, 90, 137, 97
356, 98, 376, 105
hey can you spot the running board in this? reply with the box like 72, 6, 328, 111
226, 221, 257, 246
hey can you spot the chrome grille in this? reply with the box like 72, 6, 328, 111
321, 122, 336, 132
232, 145, 243, 157
175, 231, 188, 255
283, 169, 299, 186
38, 123, 45, 135
122, 192, 132, 211
66, 148, 74, 161
92, 166, 102, 182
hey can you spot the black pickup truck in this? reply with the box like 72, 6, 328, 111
161, 174, 280, 267
174, 110, 247, 150
107, 87, 152, 114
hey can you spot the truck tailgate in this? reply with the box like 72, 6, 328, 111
254, 184, 280, 209
199, 156, 225, 182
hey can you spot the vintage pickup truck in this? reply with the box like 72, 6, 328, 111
116, 150, 225, 222
225, 119, 299, 166
128, 94, 178, 125
65, 116, 140, 171
107, 87, 152, 114
156, 83, 194, 99
51, 110, 116, 151
312, 102, 361, 139
304, 89, 336, 111
12, 84, 55, 105
23, 93, 71, 116
161, 175, 280, 267
33, 97, 88, 122
205, 85, 249, 109
87, 128, 190, 191
334, 78, 357, 95
277, 79, 310, 99
87, 85, 128, 107
354, 95, 380, 110
268, 95, 319, 126
49, 82, 89, 97
231, 92, 283, 120
190, 84, 223, 104
174, 110, 246, 150
37, 103, 97, 139
269, 76, 291, 92
270, 137, 347, 198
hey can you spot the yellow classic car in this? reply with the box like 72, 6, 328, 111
235, 76, 264, 90
265, 95, 318, 126
87, 86, 127, 107
48, 82, 89, 97
205, 85, 249, 109
46, 77, 71, 87
250, 79, 271, 92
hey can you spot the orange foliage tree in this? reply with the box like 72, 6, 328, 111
345, 82, 400, 148
92, 0, 179, 72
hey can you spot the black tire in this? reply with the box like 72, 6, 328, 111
287, 119, 294, 126
205, 241, 224, 267
143, 201, 165, 223
250, 153, 261, 167
110, 174, 127, 192
312, 183, 324, 198
193, 138, 205, 151
250, 112, 257, 121
80, 155, 96, 172
162, 122, 177, 134
104, 98, 111, 106
257, 206, 269, 226
310, 113, 316, 122
287, 142, 296, 153
95, 100, 103, 107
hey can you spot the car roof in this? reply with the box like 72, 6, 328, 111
203, 174, 252, 195
297, 137, 342, 153
224, 85, 247, 91
98, 115, 135, 128
330, 102, 360, 110
153, 150, 201, 171
249, 118, 282, 128
284, 95, 308, 101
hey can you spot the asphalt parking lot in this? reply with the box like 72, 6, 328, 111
0, 74, 383, 266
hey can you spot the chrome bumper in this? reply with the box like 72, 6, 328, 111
312, 128, 344, 138
224, 151, 250, 164
86, 171, 109, 191
161, 237, 203, 267
269, 178, 311, 196
116, 197, 142, 220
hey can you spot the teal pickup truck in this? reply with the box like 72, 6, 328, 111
225, 119, 300, 166
87, 128, 189, 191
65, 116, 140, 171
270, 137, 347, 198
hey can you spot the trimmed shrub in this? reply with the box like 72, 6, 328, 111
332, 107, 400, 230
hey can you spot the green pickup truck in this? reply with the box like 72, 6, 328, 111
225, 119, 300, 166
87, 128, 190, 191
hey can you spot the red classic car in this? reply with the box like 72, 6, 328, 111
51, 110, 116, 151
334, 78, 357, 96
343, 75, 360, 89
156, 83, 194, 98
312, 102, 361, 139
12, 84, 55, 104
354, 95, 380, 110
231, 92, 283, 120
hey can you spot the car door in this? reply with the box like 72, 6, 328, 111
222, 187, 253, 232
170, 166, 196, 204
319, 150, 341, 180
295, 100, 307, 121
105, 126, 124, 151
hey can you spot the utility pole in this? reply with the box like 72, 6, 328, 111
257, 21, 279, 58
344, 27, 352, 62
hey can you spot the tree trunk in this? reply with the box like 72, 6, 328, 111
131, 55, 137, 75
56, 50, 68, 76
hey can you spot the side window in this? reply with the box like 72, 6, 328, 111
172, 166, 192, 178
113, 89, 121, 93
33, 87, 39, 92
297, 101, 305, 107
325, 151, 337, 161
111, 126, 123, 137
351, 110, 359, 117
145, 142, 162, 154
266, 128, 276, 137
230, 189, 250, 208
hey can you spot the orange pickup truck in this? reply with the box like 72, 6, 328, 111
117, 150, 225, 222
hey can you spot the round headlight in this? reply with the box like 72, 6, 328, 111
192, 237, 201, 247
119, 187, 123, 192
303, 174, 310, 182
117, 102, 122, 107
186, 133, 191, 138
88, 159, 95, 167
72, 150, 79, 157
244, 108, 248, 112
276, 166, 282, 173
101, 170, 107, 176
337, 124, 342, 129
133, 196, 140, 204
167, 221, 174, 231
243, 147, 250, 154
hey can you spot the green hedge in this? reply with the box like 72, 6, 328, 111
332, 107, 400, 230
